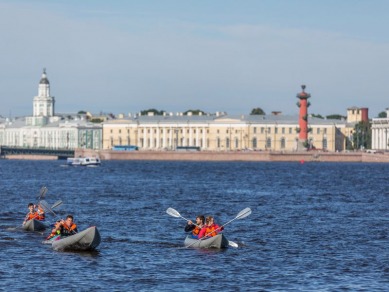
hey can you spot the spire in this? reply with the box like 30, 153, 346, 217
39, 68, 49, 85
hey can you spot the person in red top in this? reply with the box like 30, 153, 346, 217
198, 216, 224, 239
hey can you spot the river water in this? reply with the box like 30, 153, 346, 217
1, 160, 389, 291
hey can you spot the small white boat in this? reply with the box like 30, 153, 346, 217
51, 226, 101, 251
22, 219, 48, 232
184, 234, 229, 249
67, 156, 101, 166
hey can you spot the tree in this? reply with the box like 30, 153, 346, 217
378, 111, 387, 118
140, 109, 166, 116
352, 121, 371, 150
78, 110, 87, 114
311, 113, 324, 119
183, 109, 206, 115
326, 114, 346, 120
250, 108, 266, 115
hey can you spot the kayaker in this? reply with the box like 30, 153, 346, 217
23, 203, 37, 225
184, 215, 205, 239
35, 203, 45, 221
198, 216, 223, 239
47, 215, 78, 238
46, 220, 61, 240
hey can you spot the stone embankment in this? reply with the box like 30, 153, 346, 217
75, 149, 389, 163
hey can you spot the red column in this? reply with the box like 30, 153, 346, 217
296, 85, 311, 142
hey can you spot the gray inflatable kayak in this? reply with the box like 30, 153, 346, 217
51, 226, 101, 251
184, 234, 229, 248
22, 219, 47, 232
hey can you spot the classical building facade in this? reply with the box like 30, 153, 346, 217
102, 112, 350, 152
371, 108, 389, 151
0, 70, 102, 150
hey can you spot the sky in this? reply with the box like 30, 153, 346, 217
1, 0, 389, 118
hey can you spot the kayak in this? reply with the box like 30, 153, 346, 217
184, 234, 229, 249
51, 226, 101, 251
22, 219, 47, 232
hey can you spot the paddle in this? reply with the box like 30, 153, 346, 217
37, 186, 48, 201
39, 200, 57, 217
185, 207, 252, 249
166, 207, 240, 248
166, 207, 193, 223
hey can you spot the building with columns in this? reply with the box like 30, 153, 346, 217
371, 108, 389, 151
0, 69, 102, 150
102, 111, 351, 152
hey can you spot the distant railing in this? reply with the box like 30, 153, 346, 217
0, 146, 74, 159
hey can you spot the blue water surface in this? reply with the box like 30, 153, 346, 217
1, 160, 389, 291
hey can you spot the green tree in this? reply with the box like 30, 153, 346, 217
352, 121, 371, 150
183, 109, 206, 115
78, 110, 87, 114
140, 109, 166, 116
311, 113, 324, 119
250, 107, 266, 115
378, 111, 387, 118
326, 114, 346, 120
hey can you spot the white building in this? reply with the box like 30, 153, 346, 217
0, 69, 102, 150
371, 108, 389, 151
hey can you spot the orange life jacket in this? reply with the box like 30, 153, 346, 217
36, 207, 45, 220
61, 223, 77, 236
27, 212, 37, 220
205, 224, 219, 237
192, 226, 202, 236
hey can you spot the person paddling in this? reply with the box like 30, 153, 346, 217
23, 203, 37, 225
46, 214, 78, 240
198, 216, 223, 239
184, 215, 205, 239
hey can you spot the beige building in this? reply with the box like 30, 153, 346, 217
102, 111, 355, 152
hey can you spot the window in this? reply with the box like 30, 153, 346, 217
282, 128, 285, 134
322, 138, 328, 149
280, 138, 286, 149
252, 137, 257, 148
266, 138, 271, 149
261, 127, 264, 134
253, 127, 257, 134
226, 138, 230, 148
275, 128, 278, 134
317, 128, 320, 134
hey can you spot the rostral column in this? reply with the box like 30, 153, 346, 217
296, 85, 311, 147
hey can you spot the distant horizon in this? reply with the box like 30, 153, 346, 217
1, 1, 388, 118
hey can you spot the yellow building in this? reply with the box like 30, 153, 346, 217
102, 112, 352, 152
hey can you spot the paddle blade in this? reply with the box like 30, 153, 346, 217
51, 200, 63, 209
37, 186, 48, 200
236, 207, 252, 220
39, 200, 56, 216
228, 241, 239, 248
166, 207, 180, 218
